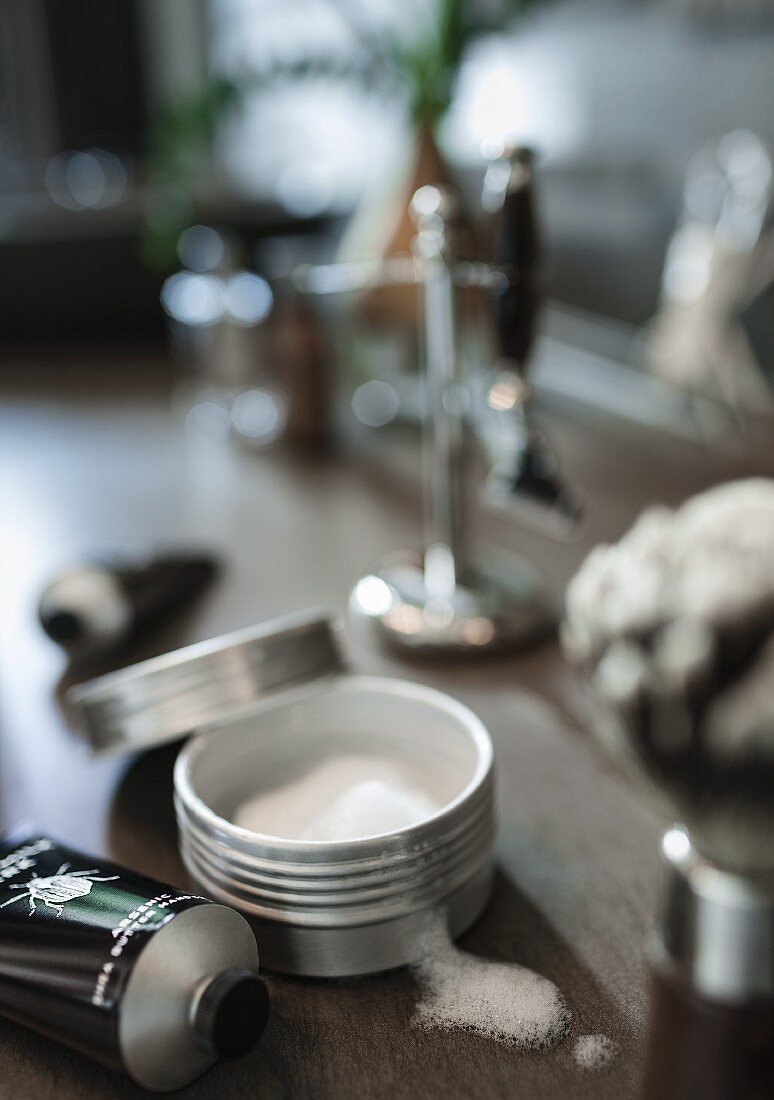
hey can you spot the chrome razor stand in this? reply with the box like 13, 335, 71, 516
297, 185, 553, 654
354, 187, 551, 653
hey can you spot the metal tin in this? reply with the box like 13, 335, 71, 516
68, 609, 343, 755
174, 676, 495, 977
70, 611, 496, 978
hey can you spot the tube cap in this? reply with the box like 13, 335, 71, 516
193, 968, 270, 1058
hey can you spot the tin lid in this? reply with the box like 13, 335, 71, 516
67, 608, 344, 755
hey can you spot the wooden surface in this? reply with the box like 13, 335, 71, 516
1, 357, 774, 1099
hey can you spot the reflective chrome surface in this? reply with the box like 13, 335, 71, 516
345, 184, 555, 653
652, 827, 774, 1004
350, 550, 552, 654
68, 609, 343, 754
297, 155, 582, 655
121, 904, 260, 1092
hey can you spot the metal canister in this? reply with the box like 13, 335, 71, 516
175, 674, 495, 977
69, 611, 496, 978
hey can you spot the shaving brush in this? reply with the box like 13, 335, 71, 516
39, 551, 219, 664
563, 479, 774, 1099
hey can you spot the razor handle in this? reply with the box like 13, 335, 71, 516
492, 149, 540, 371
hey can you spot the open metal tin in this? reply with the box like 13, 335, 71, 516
69, 610, 496, 977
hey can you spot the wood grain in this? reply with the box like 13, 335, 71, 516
1, 357, 773, 1099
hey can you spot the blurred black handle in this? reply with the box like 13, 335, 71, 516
492, 151, 540, 369
118, 553, 219, 626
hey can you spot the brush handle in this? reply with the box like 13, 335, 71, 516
493, 279, 539, 371
641, 963, 774, 1099
114, 553, 219, 627
491, 150, 540, 370
492, 149, 538, 272
39, 553, 219, 658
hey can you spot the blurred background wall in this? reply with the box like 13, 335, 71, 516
1, 0, 773, 344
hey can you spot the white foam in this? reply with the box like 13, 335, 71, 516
565, 478, 774, 668
232, 755, 441, 841
573, 1033, 618, 1071
564, 478, 774, 761
411, 912, 571, 1050
297, 779, 438, 841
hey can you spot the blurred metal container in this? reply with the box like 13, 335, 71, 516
69, 611, 496, 977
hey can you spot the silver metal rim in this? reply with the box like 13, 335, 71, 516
176, 795, 494, 894
174, 772, 493, 875
68, 608, 343, 754
179, 816, 495, 920
181, 837, 495, 929
656, 827, 774, 1003
174, 675, 493, 857
173, 675, 496, 971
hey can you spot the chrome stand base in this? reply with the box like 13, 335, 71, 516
350, 548, 554, 654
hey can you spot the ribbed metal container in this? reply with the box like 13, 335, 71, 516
68, 610, 496, 978
174, 675, 495, 977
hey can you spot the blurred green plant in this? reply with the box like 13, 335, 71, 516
144, 0, 542, 268
395, 0, 540, 128
143, 75, 240, 268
